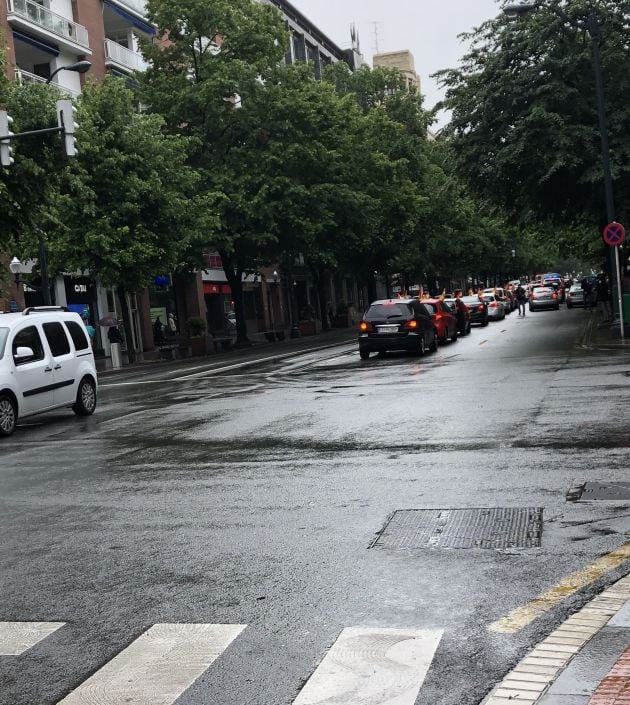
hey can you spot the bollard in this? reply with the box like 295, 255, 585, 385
110, 342, 122, 369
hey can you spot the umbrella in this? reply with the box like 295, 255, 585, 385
98, 316, 122, 327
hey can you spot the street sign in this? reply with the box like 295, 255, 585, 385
603, 221, 625, 247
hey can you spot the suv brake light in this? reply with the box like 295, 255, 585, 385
489, 302, 498, 308
405, 320, 419, 330
477, 305, 484, 312
359, 321, 373, 332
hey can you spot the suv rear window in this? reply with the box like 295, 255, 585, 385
365, 303, 412, 320
64, 321, 90, 351
43, 322, 71, 357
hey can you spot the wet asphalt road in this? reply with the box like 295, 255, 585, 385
1, 307, 630, 705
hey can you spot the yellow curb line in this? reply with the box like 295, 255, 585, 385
489, 543, 630, 634
482, 571, 630, 705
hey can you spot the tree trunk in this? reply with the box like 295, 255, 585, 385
117, 287, 136, 364
221, 251, 251, 346
312, 264, 329, 332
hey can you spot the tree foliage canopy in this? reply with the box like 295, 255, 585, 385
437, 0, 630, 230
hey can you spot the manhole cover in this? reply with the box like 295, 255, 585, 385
567, 481, 630, 502
370, 508, 543, 550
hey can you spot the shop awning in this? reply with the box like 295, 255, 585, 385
104, 1, 155, 35
13, 30, 60, 57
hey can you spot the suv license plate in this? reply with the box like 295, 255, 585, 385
377, 325, 399, 333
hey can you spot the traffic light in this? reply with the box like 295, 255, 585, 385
56, 99, 78, 157
0, 110, 15, 167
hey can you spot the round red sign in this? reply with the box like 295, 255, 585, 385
603, 222, 626, 247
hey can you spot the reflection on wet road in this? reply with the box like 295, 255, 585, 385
1, 309, 630, 705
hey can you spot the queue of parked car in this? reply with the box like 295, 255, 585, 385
357, 273, 582, 359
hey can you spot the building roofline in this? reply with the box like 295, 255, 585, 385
267, 0, 347, 60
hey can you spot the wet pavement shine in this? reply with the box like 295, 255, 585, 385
0, 307, 629, 705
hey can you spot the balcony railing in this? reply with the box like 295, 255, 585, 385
104, 39, 148, 72
15, 68, 81, 98
7, 0, 89, 49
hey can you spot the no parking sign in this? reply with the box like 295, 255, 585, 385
603, 222, 626, 247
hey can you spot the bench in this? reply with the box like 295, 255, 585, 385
158, 336, 189, 360
211, 331, 234, 353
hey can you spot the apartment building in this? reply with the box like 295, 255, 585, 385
373, 49, 421, 93
1, 0, 152, 94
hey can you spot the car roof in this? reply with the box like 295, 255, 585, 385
369, 298, 416, 306
0, 309, 82, 329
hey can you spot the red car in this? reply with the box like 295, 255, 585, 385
420, 299, 459, 344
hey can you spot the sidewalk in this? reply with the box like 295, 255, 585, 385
483, 573, 630, 705
579, 312, 630, 351
97, 327, 356, 380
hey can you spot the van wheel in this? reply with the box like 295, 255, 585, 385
419, 336, 426, 355
451, 330, 458, 342
359, 349, 370, 360
430, 332, 438, 352
0, 394, 17, 437
73, 377, 97, 416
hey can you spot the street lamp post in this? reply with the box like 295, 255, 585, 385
45, 60, 92, 86
504, 3, 624, 340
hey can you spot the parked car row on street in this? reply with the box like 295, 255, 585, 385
358, 290, 519, 360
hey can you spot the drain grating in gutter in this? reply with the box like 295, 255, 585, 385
370, 507, 543, 550
567, 481, 630, 502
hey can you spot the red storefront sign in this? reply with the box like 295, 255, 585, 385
203, 283, 232, 295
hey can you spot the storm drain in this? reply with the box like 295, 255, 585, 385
567, 481, 630, 502
370, 508, 543, 550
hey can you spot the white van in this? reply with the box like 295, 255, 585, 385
0, 307, 98, 436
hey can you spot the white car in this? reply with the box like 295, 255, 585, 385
0, 307, 98, 436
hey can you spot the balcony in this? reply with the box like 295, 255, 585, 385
107, 0, 147, 19
7, 0, 90, 52
15, 68, 81, 98
104, 39, 148, 73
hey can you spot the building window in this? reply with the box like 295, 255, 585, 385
204, 254, 223, 269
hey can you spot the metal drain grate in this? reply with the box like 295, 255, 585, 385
567, 481, 630, 502
370, 508, 543, 550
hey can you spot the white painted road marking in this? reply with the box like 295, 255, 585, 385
292, 627, 443, 705
0, 621, 65, 655
56, 623, 246, 705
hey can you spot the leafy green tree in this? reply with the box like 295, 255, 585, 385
140, 0, 287, 343
53, 78, 203, 359
437, 0, 630, 230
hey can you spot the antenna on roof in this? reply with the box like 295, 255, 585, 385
350, 23, 361, 53
372, 21, 383, 54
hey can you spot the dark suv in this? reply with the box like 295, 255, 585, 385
358, 299, 438, 360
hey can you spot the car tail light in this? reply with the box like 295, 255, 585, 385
531, 294, 537, 300
405, 320, 419, 330
359, 321, 373, 332
552, 293, 558, 299
489, 302, 498, 308
477, 305, 484, 312
435, 314, 443, 321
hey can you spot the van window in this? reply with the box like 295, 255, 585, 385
64, 321, 89, 351
12, 326, 45, 365
43, 322, 71, 357
0, 328, 8, 360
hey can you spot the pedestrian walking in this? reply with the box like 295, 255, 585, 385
153, 317, 164, 344
107, 326, 122, 344
582, 279, 595, 312
516, 284, 527, 316
596, 274, 612, 322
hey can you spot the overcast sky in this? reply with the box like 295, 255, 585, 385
290, 0, 501, 125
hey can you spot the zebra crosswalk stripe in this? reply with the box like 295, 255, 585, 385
292, 627, 444, 705
56, 623, 246, 705
0, 621, 65, 656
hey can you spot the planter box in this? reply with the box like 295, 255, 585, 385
298, 320, 320, 336
189, 337, 207, 356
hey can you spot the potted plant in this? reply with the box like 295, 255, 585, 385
185, 316, 208, 356
298, 304, 320, 336
332, 300, 350, 328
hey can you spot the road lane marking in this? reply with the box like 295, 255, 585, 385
488, 543, 630, 634
292, 627, 443, 705
100, 341, 355, 387
56, 623, 245, 705
0, 621, 65, 655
